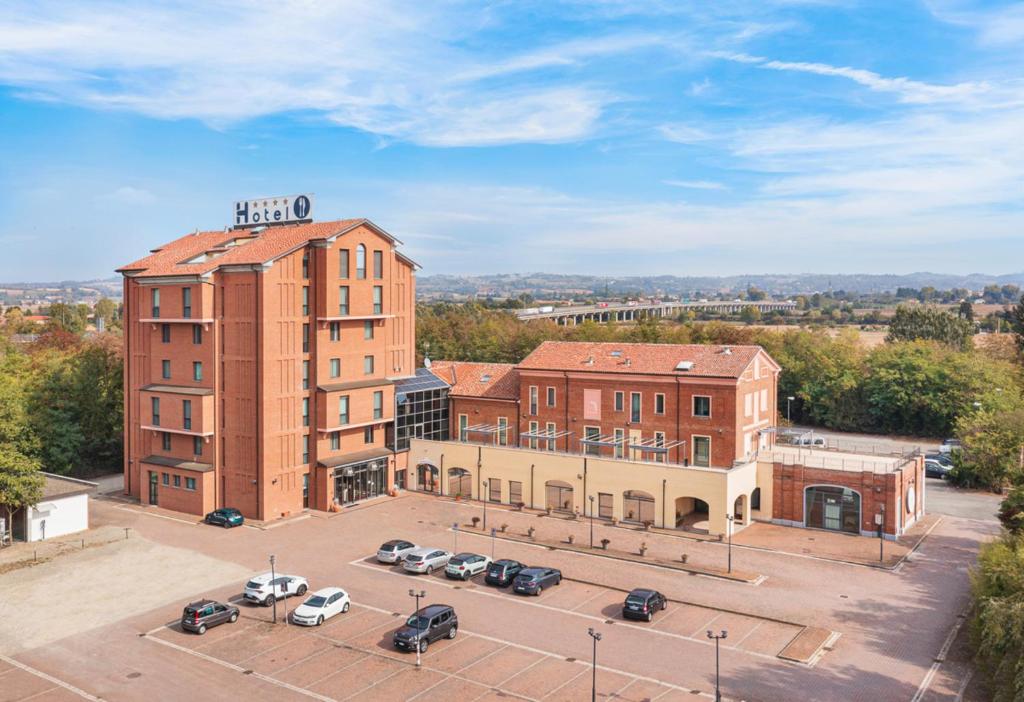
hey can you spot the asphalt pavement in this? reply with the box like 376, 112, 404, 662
925, 478, 1001, 522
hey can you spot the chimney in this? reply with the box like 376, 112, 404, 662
624, 358, 631, 367
721, 346, 732, 355
586, 356, 594, 366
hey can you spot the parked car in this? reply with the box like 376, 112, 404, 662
402, 548, 452, 574
939, 438, 962, 454
485, 559, 527, 587
512, 567, 562, 595
622, 588, 667, 622
243, 572, 309, 606
377, 540, 418, 564
796, 434, 827, 448
204, 507, 244, 528
445, 553, 491, 580
291, 587, 350, 626
393, 604, 458, 653
924, 457, 951, 479
181, 599, 239, 635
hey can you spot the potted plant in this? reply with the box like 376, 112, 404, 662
639, 541, 648, 557
454, 492, 462, 502
527, 526, 536, 540
500, 523, 508, 533
627, 510, 635, 520
642, 520, 653, 531
514, 502, 525, 512
568, 534, 575, 545
680, 554, 688, 564
600, 538, 610, 550
471, 516, 481, 529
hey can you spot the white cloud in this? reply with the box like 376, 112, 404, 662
658, 123, 712, 143
663, 179, 727, 190
105, 186, 156, 204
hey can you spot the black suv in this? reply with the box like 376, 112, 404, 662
485, 559, 527, 587
512, 567, 561, 595
181, 599, 239, 635
393, 604, 458, 653
622, 589, 667, 622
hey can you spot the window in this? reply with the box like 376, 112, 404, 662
489, 479, 501, 502
302, 398, 309, 427
162, 432, 172, 451
330, 321, 340, 341
162, 359, 171, 379
302, 434, 309, 463
302, 286, 309, 315
339, 249, 349, 278
546, 387, 556, 407
509, 480, 523, 505
193, 436, 203, 456
193, 361, 202, 381
546, 422, 556, 451
173, 475, 181, 488
302, 323, 310, 353
363, 355, 374, 375
584, 426, 600, 456
302, 360, 309, 390
161, 323, 171, 343
630, 392, 641, 423
654, 431, 666, 463
613, 428, 624, 459
655, 393, 665, 415
744, 393, 752, 417
529, 386, 538, 415
329, 358, 340, 378
373, 391, 383, 419
330, 431, 340, 450
364, 425, 374, 444
185, 477, 196, 491
302, 251, 309, 279
364, 320, 374, 340
528, 421, 539, 450
693, 436, 711, 467
151, 288, 160, 318
356, 244, 366, 279
373, 250, 383, 279
751, 487, 761, 511
614, 391, 624, 412
192, 324, 202, 344
152, 397, 160, 426
182, 288, 191, 319
598, 492, 613, 519
338, 286, 349, 315
339, 396, 349, 425
760, 388, 768, 412
693, 396, 711, 418
183, 400, 192, 430
459, 414, 468, 442
497, 417, 508, 446
162, 473, 169, 486
373, 286, 382, 314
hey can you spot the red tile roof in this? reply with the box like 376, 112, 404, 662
117, 219, 413, 277
516, 341, 773, 378
429, 361, 518, 400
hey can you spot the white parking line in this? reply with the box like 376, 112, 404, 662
570, 589, 609, 612
733, 621, 762, 648
0, 655, 101, 701
539, 667, 588, 700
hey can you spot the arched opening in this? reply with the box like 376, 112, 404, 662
416, 461, 439, 494
733, 494, 748, 526
448, 468, 472, 498
751, 487, 762, 512
545, 480, 574, 513
622, 490, 655, 524
356, 244, 367, 279
674, 496, 710, 533
804, 485, 861, 534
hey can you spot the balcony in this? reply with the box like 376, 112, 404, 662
139, 389, 215, 437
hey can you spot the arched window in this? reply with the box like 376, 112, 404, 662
356, 244, 366, 279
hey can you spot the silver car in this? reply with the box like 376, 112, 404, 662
377, 540, 418, 564
402, 548, 451, 574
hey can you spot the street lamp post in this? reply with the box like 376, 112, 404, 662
587, 627, 602, 702
490, 527, 497, 560
409, 589, 426, 667
707, 630, 727, 701
482, 480, 488, 531
786, 396, 795, 423
588, 495, 595, 549
725, 514, 734, 574
877, 503, 886, 563
453, 522, 458, 553
269, 554, 278, 624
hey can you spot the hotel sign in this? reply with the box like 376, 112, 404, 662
234, 194, 313, 228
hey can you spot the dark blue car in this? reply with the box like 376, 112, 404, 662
205, 507, 244, 528
512, 567, 561, 595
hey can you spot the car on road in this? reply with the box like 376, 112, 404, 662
204, 507, 244, 528
939, 438, 962, 454
485, 559, 527, 587
622, 588, 667, 622
512, 567, 562, 595
796, 434, 827, 448
291, 587, 350, 626
445, 552, 491, 580
393, 604, 458, 653
181, 599, 239, 635
377, 540, 417, 564
402, 548, 452, 574
924, 455, 952, 479
243, 572, 309, 606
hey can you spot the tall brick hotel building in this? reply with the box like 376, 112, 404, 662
119, 206, 923, 539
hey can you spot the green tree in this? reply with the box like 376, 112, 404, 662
94, 297, 117, 327
998, 486, 1024, 534
959, 300, 974, 321
739, 306, 762, 325
951, 408, 1024, 490
1010, 295, 1024, 356
886, 305, 974, 350
0, 445, 44, 538
971, 534, 1024, 701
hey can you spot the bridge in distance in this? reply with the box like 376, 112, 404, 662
516, 299, 797, 325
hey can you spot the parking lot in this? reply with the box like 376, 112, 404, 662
0, 491, 997, 701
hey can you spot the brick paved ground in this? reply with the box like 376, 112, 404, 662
0, 491, 999, 701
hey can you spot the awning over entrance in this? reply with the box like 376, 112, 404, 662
141, 454, 214, 473
317, 447, 393, 471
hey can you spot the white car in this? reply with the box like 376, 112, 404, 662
291, 587, 350, 626
796, 435, 826, 448
939, 439, 962, 454
377, 539, 418, 564
445, 553, 491, 580
243, 572, 309, 606
402, 548, 452, 574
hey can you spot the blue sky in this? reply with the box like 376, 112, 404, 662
1, 0, 1023, 280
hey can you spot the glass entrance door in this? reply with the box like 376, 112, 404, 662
149, 472, 158, 506
334, 460, 387, 505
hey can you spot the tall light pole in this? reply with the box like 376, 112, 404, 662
269, 554, 278, 624
452, 522, 458, 553
707, 630, 727, 702
877, 503, 886, 563
588, 495, 595, 549
490, 527, 497, 560
409, 589, 426, 667
786, 396, 795, 423
725, 514, 734, 574
587, 627, 602, 702
482, 480, 488, 531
